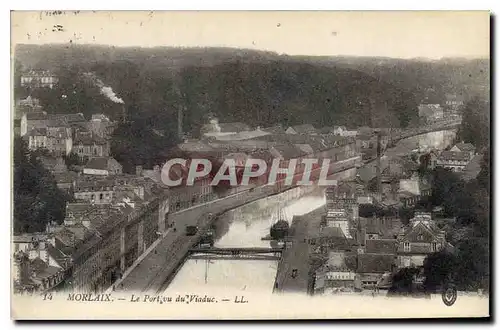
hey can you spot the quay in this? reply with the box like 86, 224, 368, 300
273, 207, 324, 294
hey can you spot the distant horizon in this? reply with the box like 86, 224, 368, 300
11, 11, 490, 60
14, 43, 490, 62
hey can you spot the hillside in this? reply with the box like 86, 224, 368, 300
296, 55, 490, 102
14, 44, 283, 72
14, 44, 420, 130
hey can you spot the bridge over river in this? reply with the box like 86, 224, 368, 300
188, 247, 284, 261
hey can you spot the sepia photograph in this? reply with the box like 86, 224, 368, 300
9, 10, 491, 320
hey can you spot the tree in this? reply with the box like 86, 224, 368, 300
423, 251, 457, 291
13, 137, 69, 234
63, 152, 83, 167
458, 97, 490, 149
454, 238, 489, 291
359, 204, 381, 218
430, 168, 462, 214
398, 207, 415, 225
110, 119, 180, 173
387, 267, 421, 295
477, 148, 490, 194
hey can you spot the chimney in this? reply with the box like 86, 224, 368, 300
376, 131, 382, 195
177, 105, 183, 139
121, 105, 127, 123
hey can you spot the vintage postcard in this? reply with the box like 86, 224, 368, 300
10, 11, 490, 320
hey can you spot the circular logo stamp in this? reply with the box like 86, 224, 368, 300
441, 285, 458, 306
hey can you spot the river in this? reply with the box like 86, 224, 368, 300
164, 191, 326, 294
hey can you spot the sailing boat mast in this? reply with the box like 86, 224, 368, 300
204, 258, 211, 284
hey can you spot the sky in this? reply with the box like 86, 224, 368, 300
11, 11, 490, 59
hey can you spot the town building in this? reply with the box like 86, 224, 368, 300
200, 118, 252, 139
16, 96, 42, 109
260, 125, 286, 135
202, 127, 270, 142
12, 233, 70, 293
285, 124, 317, 135
435, 150, 471, 172
73, 133, 110, 159
308, 227, 352, 254
46, 127, 73, 156
73, 178, 116, 204
396, 212, 451, 268
53, 171, 79, 193
359, 216, 403, 241
67, 184, 169, 292
333, 126, 358, 137
418, 104, 444, 123
24, 125, 73, 156
88, 114, 116, 139
20, 70, 59, 89
83, 157, 123, 176
39, 156, 68, 174
20, 112, 85, 137
15, 96, 43, 120
450, 142, 476, 159
25, 127, 48, 150
444, 93, 465, 110
314, 251, 358, 294
73, 175, 154, 205
356, 253, 397, 289
324, 182, 360, 239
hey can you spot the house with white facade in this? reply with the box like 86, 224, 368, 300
436, 150, 471, 172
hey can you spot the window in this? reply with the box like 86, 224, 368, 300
404, 242, 411, 252
432, 242, 438, 252
417, 234, 424, 241
99, 193, 103, 200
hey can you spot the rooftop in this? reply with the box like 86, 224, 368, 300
26, 127, 47, 137
47, 127, 70, 139
260, 125, 285, 135
201, 121, 252, 134
365, 239, 398, 254
357, 253, 396, 274
74, 134, 107, 145
286, 124, 317, 135
438, 151, 470, 162
85, 157, 121, 171
453, 142, 475, 152
13, 233, 50, 243
25, 112, 48, 121
270, 143, 306, 159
